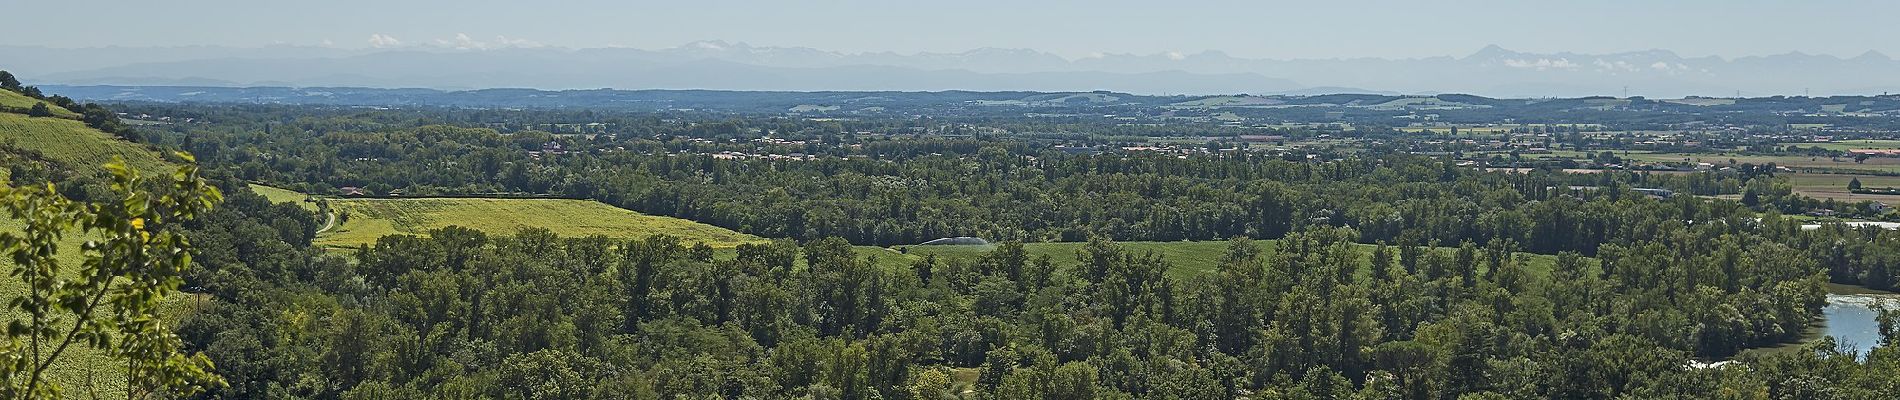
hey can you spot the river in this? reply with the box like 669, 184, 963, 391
1820, 293, 1899, 359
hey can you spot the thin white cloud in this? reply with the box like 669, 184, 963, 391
434, 33, 544, 50
1503, 58, 1578, 70
1593, 59, 1639, 72
368, 33, 402, 48
494, 35, 543, 48
1166, 51, 1185, 61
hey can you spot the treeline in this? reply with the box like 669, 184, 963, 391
174, 188, 1881, 398
6, 99, 1898, 397
126, 110, 1900, 288
143, 120, 1783, 249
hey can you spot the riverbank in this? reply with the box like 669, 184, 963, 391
1735, 284, 1897, 359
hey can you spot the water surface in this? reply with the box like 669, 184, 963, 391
1821, 294, 1898, 358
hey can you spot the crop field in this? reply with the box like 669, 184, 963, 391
1787, 173, 1900, 202
0, 89, 79, 118
1625, 152, 1900, 174
317, 197, 765, 249
1788, 140, 1900, 152
0, 112, 170, 176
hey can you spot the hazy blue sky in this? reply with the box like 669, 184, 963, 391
8, 0, 1894, 58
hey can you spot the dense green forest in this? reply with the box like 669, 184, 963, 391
9, 81, 1900, 398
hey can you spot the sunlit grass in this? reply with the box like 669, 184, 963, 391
0, 112, 169, 177
317, 197, 766, 249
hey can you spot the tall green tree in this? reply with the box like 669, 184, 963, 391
0, 156, 226, 399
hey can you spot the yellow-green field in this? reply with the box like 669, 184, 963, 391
1788, 140, 1900, 152
1626, 152, 1900, 174
0, 89, 79, 118
1787, 173, 1900, 202
318, 197, 765, 249
0, 112, 170, 176
248, 184, 320, 212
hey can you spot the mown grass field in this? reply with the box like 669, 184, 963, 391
1787, 173, 1900, 202
0, 89, 79, 118
318, 197, 766, 249
1789, 140, 1900, 152
0, 112, 171, 177
248, 183, 320, 212
1626, 152, 1900, 174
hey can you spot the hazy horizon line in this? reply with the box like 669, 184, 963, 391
6, 40, 1890, 63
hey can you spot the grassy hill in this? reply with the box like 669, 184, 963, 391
317, 197, 766, 249
0, 112, 170, 178
0, 90, 185, 398
0, 89, 79, 118
249, 183, 321, 212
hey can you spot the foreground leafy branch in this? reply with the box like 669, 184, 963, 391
0, 155, 225, 399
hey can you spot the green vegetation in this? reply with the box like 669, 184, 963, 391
1, 160, 223, 399
0, 90, 77, 118
16, 70, 1900, 398
0, 219, 141, 398
318, 197, 764, 249
1788, 173, 1900, 201
247, 184, 319, 212
0, 113, 169, 176
905, 240, 1561, 280
1790, 139, 1900, 151
1626, 152, 1900, 173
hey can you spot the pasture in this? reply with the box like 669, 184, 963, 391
1625, 152, 1900, 174
317, 197, 765, 249
248, 183, 321, 212
1787, 173, 1900, 202
1788, 140, 1900, 152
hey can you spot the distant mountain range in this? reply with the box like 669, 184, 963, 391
6, 42, 1900, 97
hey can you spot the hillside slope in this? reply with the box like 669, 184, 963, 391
0, 88, 168, 178
0, 88, 79, 118
0, 92, 182, 399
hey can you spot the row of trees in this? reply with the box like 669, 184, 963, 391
165, 201, 1900, 398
